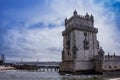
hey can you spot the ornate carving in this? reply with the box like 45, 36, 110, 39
84, 39, 89, 50
72, 46, 78, 58
97, 40, 99, 49
62, 25, 98, 36
84, 33, 89, 50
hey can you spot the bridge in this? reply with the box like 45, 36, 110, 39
10, 62, 60, 71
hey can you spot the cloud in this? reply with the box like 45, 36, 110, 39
3, 24, 64, 62
1, 0, 120, 62
50, 0, 120, 54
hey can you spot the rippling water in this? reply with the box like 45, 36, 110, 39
0, 70, 115, 80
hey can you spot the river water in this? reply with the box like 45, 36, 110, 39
0, 70, 118, 80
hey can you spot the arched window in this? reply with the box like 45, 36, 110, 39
84, 39, 89, 50
84, 32, 89, 50
114, 66, 117, 68
109, 66, 111, 69
68, 51, 70, 55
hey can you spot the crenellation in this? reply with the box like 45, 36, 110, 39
104, 55, 120, 60
65, 11, 94, 29
62, 25, 98, 36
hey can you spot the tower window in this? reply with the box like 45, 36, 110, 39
68, 51, 70, 55
109, 66, 111, 69
84, 40, 89, 50
66, 40, 70, 50
72, 46, 78, 58
84, 32, 89, 50
114, 66, 117, 68
66, 40, 70, 46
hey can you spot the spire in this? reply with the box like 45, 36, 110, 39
73, 10, 77, 16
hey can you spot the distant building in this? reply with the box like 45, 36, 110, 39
0, 54, 5, 65
60, 10, 120, 74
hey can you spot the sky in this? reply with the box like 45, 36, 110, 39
0, 0, 120, 62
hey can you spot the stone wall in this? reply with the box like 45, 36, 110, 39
94, 54, 120, 73
102, 55, 120, 71
73, 29, 98, 71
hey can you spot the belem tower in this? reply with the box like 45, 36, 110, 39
60, 10, 120, 74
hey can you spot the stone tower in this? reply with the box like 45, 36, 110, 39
60, 10, 99, 73
94, 47, 105, 73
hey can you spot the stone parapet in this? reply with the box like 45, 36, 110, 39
104, 55, 120, 61
65, 11, 94, 27
62, 25, 98, 36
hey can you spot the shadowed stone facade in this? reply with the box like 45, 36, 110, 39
60, 10, 120, 74
94, 53, 120, 72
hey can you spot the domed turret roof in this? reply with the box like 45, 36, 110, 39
85, 13, 89, 17
73, 10, 77, 16
98, 47, 105, 55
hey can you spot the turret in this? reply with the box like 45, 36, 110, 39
73, 10, 77, 16
98, 47, 105, 56
90, 14, 94, 22
65, 18, 68, 26
85, 13, 89, 18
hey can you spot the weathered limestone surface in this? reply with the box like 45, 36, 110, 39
102, 56, 120, 71
60, 10, 99, 72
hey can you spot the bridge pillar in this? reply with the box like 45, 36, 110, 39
51, 68, 53, 71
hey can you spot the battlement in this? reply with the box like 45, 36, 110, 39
94, 53, 120, 61
62, 24, 98, 36
62, 10, 97, 36
104, 55, 120, 61
65, 10, 94, 28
